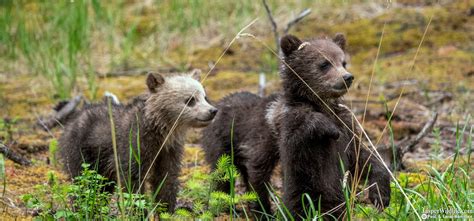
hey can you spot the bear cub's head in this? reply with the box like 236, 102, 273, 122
145, 69, 218, 128
280, 33, 353, 102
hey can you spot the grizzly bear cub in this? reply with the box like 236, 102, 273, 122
59, 70, 217, 211
201, 34, 390, 218
202, 92, 280, 213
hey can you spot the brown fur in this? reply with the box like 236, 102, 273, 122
201, 92, 279, 214
275, 34, 390, 218
201, 34, 390, 218
59, 70, 217, 211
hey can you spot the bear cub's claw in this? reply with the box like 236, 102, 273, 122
370, 194, 390, 212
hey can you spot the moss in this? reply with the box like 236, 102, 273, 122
96, 75, 147, 101
203, 71, 260, 100
397, 172, 428, 188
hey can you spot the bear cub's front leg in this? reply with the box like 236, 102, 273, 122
285, 106, 340, 144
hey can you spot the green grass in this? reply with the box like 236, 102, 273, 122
0, 0, 363, 100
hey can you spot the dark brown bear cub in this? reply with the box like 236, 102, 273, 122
59, 70, 217, 211
202, 34, 390, 218
202, 92, 279, 214
273, 34, 390, 218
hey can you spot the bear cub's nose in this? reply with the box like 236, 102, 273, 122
209, 108, 218, 118
343, 74, 354, 85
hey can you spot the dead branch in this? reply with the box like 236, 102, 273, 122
99, 68, 152, 78
0, 142, 32, 166
401, 112, 438, 155
262, 0, 280, 54
262, 0, 311, 56
284, 8, 311, 34
426, 92, 453, 106
98, 67, 180, 78
377, 112, 438, 171
37, 95, 82, 131
384, 79, 420, 89
348, 90, 418, 104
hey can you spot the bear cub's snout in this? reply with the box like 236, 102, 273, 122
343, 73, 354, 85
334, 73, 354, 90
208, 108, 218, 119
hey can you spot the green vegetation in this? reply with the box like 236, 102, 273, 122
19, 154, 259, 220
0, 117, 18, 143
21, 165, 114, 220
352, 120, 473, 220
167, 154, 258, 220
0, 0, 380, 99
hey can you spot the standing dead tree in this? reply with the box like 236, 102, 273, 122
262, 0, 311, 56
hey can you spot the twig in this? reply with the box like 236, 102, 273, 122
262, 0, 280, 54
0, 142, 32, 166
37, 95, 82, 131
283, 8, 311, 34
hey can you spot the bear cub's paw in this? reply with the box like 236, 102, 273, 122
369, 192, 390, 211
309, 115, 341, 140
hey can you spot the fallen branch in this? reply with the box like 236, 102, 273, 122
99, 68, 152, 78
376, 112, 438, 171
348, 90, 418, 104
382, 112, 438, 170
37, 95, 82, 131
98, 67, 180, 78
401, 112, 438, 155
426, 92, 453, 106
0, 142, 32, 166
384, 79, 420, 89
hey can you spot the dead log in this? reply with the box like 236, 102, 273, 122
37, 95, 82, 131
0, 142, 32, 166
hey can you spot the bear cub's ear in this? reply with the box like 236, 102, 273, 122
146, 72, 165, 93
190, 69, 202, 81
280, 35, 303, 56
333, 33, 346, 51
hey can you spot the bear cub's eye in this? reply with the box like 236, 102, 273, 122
320, 61, 331, 71
185, 97, 196, 107
342, 61, 347, 68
